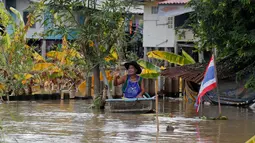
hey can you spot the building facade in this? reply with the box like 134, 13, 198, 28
135, 0, 204, 95
3, 0, 144, 59
141, 0, 205, 64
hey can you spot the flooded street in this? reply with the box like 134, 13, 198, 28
0, 99, 254, 143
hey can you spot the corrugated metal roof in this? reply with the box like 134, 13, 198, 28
129, 6, 144, 14
158, 0, 190, 5
161, 63, 205, 84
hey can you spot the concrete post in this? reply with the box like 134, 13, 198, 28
199, 51, 204, 63
164, 47, 173, 96
144, 47, 148, 61
173, 41, 180, 97
214, 48, 218, 58
162, 47, 169, 93
164, 47, 168, 67
147, 47, 150, 60
41, 39, 46, 59
174, 42, 178, 63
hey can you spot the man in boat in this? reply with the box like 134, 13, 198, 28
113, 61, 145, 98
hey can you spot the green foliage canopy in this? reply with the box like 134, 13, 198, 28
32, 0, 139, 69
188, 0, 255, 57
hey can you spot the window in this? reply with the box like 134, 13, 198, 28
174, 13, 192, 29
151, 6, 158, 14
23, 11, 36, 28
168, 17, 174, 29
6, 0, 16, 12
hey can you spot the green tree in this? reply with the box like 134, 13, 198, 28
0, 3, 35, 100
32, 0, 139, 102
186, 0, 255, 88
188, 0, 255, 57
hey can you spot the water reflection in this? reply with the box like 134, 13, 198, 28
0, 100, 254, 143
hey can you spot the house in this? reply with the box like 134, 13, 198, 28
133, 0, 205, 95
138, 0, 206, 64
2, 0, 144, 58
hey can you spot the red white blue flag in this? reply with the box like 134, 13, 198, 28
196, 55, 217, 112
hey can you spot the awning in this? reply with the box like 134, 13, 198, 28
158, 5, 194, 17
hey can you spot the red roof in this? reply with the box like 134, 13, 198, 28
158, 0, 190, 4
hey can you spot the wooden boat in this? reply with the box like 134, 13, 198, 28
203, 85, 255, 107
205, 94, 255, 107
105, 98, 155, 113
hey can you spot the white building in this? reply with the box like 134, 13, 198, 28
136, 0, 205, 95
140, 0, 203, 63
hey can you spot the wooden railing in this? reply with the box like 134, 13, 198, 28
175, 29, 196, 42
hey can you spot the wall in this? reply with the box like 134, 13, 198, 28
3, 0, 6, 6
16, 0, 44, 39
143, 2, 175, 48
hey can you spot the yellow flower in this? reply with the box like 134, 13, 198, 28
25, 45, 30, 49
89, 41, 94, 47
62, 36, 68, 50
160, 66, 166, 70
0, 83, 5, 91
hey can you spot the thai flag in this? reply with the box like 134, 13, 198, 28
196, 55, 217, 112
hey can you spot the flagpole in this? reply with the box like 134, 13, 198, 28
213, 49, 222, 116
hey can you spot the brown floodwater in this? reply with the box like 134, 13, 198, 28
0, 99, 254, 143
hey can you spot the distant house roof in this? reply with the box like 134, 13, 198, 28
29, 0, 143, 14
158, 0, 190, 5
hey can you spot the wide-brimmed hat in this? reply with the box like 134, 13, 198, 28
124, 61, 142, 74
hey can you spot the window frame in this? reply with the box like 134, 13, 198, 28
151, 6, 158, 14
168, 17, 174, 29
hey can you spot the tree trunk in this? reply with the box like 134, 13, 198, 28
27, 79, 33, 95
0, 95, 3, 102
86, 76, 92, 97
93, 64, 100, 98
100, 67, 112, 99
100, 85, 107, 109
